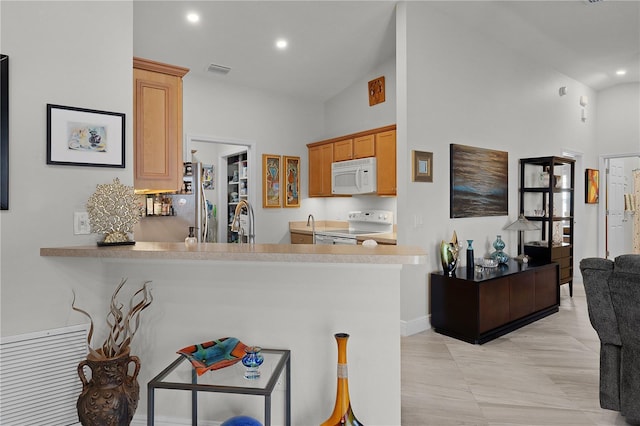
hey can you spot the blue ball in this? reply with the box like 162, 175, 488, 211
221, 415, 263, 426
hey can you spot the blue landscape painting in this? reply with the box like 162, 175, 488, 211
450, 144, 508, 218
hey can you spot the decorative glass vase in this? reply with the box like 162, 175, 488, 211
466, 240, 474, 269
490, 235, 509, 264
241, 346, 264, 380
321, 333, 363, 426
440, 231, 460, 277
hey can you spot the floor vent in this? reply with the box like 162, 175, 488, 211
0, 324, 89, 425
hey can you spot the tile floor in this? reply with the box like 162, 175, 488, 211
401, 282, 629, 426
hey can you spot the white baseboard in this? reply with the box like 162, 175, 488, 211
400, 315, 430, 336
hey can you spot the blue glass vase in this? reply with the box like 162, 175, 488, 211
466, 240, 474, 269
490, 235, 509, 264
241, 346, 264, 380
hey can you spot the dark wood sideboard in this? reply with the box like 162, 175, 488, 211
430, 260, 560, 344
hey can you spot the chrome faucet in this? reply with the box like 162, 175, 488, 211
231, 200, 255, 244
306, 214, 316, 244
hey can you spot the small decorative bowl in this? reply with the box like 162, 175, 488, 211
482, 258, 499, 268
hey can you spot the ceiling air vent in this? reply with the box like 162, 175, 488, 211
207, 63, 231, 75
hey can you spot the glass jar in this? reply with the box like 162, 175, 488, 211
241, 346, 264, 380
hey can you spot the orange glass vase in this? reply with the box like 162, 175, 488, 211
321, 333, 363, 426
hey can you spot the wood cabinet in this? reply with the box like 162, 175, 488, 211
353, 135, 375, 159
519, 156, 575, 296
307, 124, 396, 197
375, 130, 396, 195
430, 261, 559, 344
333, 139, 353, 162
308, 143, 334, 197
133, 57, 189, 192
290, 231, 313, 244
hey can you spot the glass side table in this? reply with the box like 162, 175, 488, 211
147, 348, 291, 426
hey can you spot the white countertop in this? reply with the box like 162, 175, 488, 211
40, 241, 426, 265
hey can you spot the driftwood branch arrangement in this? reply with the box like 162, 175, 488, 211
72, 278, 153, 359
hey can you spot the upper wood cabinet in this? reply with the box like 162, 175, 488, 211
308, 143, 334, 197
333, 139, 353, 162
307, 124, 396, 197
375, 130, 396, 196
133, 57, 189, 192
353, 135, 375, 159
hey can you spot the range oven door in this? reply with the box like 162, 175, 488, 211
314, 233, 357, 245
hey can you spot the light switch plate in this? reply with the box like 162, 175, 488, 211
74, 211, 91, 235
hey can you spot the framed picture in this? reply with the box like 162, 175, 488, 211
450, 144, 508, 218
412, 150, 433, 182
262, 154, 281, 208
47, 104, 125, 168
1, 54, 8, 210
283, 156, 300, 208
585, 168, 599, 204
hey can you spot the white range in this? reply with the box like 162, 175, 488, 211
314, 209, 393, 245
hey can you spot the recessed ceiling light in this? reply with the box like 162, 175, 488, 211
187, 13, 200, 23
275, 39, 288, 50
616, 69, 627, 76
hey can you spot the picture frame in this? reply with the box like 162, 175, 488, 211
262, 154, 281, 208
46, 104, 125, 168
412, 150, 433, 182
585, 168, 599, 204
450, 144, 508, 218
283, 156, 300, 208
1, 54, 9, 210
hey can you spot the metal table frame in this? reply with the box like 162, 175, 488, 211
147, 348, 291, 426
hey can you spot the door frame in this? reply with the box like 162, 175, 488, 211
598, 152, 640, 258
184, 134, 257, 243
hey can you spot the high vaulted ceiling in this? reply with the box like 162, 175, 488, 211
133, 1, 640, 102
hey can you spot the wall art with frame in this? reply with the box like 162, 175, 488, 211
412, 150, 433, 182
262, 154, 281, 208
1, 54, 9, 210
47, 104, 125, 168
283, 156, 300, 208
585, 168, 599, 204
450, 143, 508, 218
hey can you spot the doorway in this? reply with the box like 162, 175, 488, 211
598, 153, 640, 258
185, 135, 256, 243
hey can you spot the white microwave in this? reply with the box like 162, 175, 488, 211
332, 157, 377, 195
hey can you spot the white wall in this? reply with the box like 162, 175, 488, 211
0, 1, 133, 336
182, 74, 326, 243
397, 2, 599, 324
596, 83, 640, 156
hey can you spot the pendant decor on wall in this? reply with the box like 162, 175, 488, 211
368, 76, 385, 106
449, 144, 508, 218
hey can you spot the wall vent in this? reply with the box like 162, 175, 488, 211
0, 324, 89, 425
207, 63, 231, 75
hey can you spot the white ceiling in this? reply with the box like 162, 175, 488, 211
133, 1, 640, 102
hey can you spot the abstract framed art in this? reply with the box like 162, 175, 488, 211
262, 154, 281, 208
450, 144, 508, 218
47, 104, 125, 168
283, 155, 300, 208
585, 168, 599, 204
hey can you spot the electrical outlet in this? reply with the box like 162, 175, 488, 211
74, 211, 91, 235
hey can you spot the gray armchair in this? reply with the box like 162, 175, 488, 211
580, 254, 640, 424
579, 257, 621, 411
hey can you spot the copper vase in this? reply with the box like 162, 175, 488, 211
76, 348, 140, 426
321, 333, 363, 426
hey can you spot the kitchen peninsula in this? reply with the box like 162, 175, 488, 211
41, 242, 426, 425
